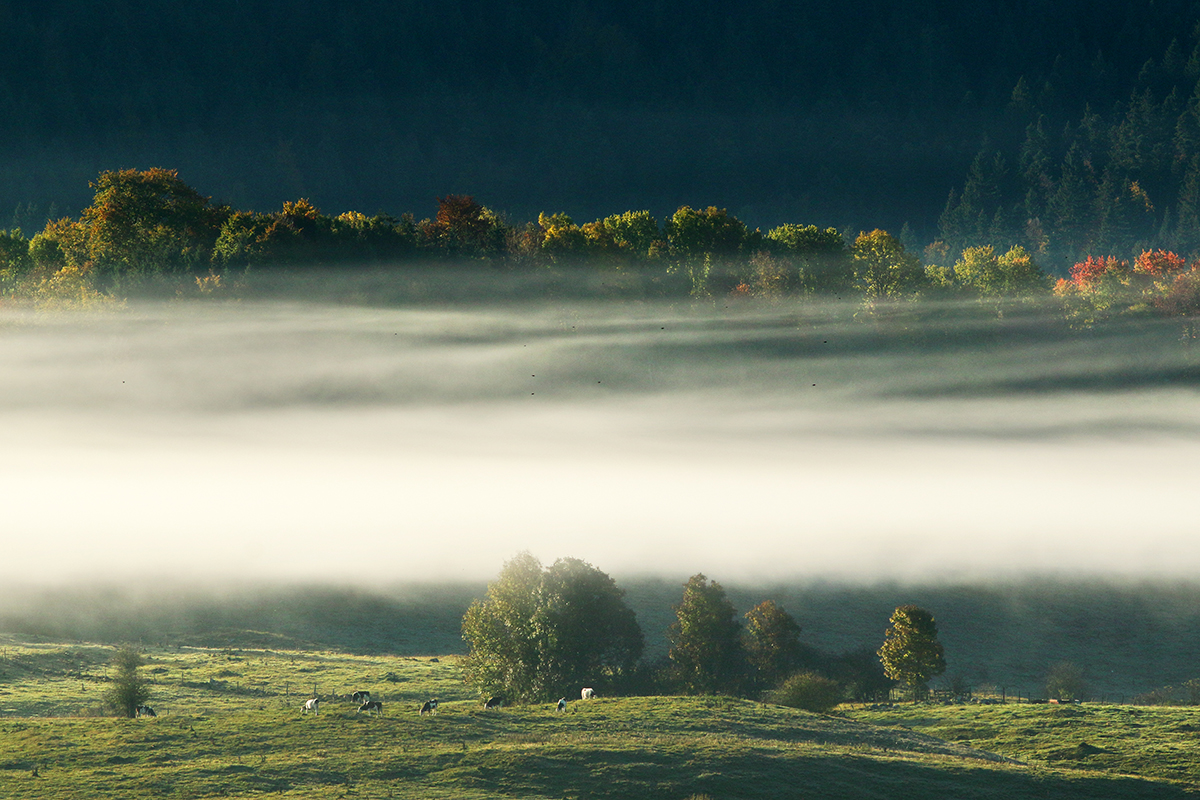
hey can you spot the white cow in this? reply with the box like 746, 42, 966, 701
581, 687, 595, 700
303, 698, 320, 715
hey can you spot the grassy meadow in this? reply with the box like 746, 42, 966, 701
2, 636, 1200, 799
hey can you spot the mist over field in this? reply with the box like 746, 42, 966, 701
3, 270, 1199, 590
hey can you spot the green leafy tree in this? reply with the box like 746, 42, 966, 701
0, 229, 31, 277
536, 557, 644, 691
667, 574, 745, 695
743, 600, 804, 690
877, 605, 946, 701
461, 553, 643, 704
538, 212, 588, 261
953, 244, 1048, 299
664, 206, 757, 261
765, 224, 850, 292
599, 210, 660, 256
29, 217, 90, 273
105, 646, 150, 718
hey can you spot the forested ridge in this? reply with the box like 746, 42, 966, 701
7, 0, 1200, 239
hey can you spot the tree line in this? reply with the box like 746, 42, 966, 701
5, 167, 1200, 327
938, 32, 1200, 270
460, 553, 947, 712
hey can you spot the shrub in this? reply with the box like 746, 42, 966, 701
766, 671, 843, 713
1045, 661, 1088, 701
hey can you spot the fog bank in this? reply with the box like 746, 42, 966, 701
3, 280, 1198, 585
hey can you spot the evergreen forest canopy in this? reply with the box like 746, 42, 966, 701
8, 0, 1200, 239
5, 166, 1200, 329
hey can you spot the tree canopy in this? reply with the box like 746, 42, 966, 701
743, 600, 805, 691
877, 605, 947, 699
461, 553, 643, 704
105, 646, 150, 718
667, 574, 745, 695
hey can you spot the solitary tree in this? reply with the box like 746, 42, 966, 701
667, 574, 745, 695
877, 605, 946, 701
461, 553, 643, 704
105, 646, 150, 718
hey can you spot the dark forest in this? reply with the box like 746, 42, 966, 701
6, 0, 1200, 256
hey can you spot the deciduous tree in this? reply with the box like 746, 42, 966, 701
743, 600, 804, 690
851, 229, 924, 302
667, 574, 745, 695
105, 646, 150, 718
461, 553, 643, 704
877, 605, 946, 701
81, 168, 227, 273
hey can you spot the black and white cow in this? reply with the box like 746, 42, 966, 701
483, 696, 503, 709
135, 705, 156, 718
303, 698, 320, 715
358, 700, 383, 716
419, 698, 439, 715
581, 687, 595, 700
556, 697, 567, 712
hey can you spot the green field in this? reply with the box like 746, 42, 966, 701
2, 637, 1200, 799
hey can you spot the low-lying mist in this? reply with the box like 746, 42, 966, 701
4, 268, 1199, 587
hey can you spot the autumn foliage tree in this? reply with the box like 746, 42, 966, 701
877, 605, 946, 701
423, 195, 506, 257
851, 229, 924, 302
81, 168, 228, 273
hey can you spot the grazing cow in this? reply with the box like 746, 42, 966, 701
483, 696, 503, 710
581, 687, 595, 700
303, 698, 320, 715
135, 705, 156, 718
556, 697, 567, 712
419, 698, 439, 715
358, 700, 383, 716
352, 691, 371, 704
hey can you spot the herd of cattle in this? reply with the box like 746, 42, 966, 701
295, 687, 597, 717
132, 687, 598, 719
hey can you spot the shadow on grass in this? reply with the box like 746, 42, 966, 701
439, 747, 1193, 800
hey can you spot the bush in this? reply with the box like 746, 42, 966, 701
1045, 661, 1088, 701
766, 671, 844, 713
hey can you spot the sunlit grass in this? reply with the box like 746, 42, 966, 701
3, 638, 1200, 798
